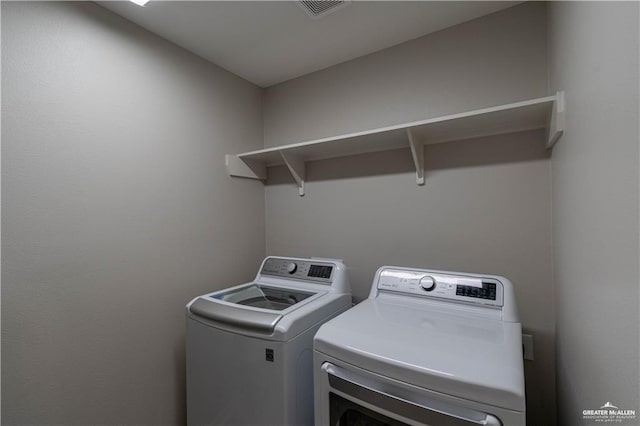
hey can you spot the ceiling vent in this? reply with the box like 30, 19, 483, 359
298, 0, 350, 19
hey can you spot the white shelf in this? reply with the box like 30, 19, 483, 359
227, 91, 565, 195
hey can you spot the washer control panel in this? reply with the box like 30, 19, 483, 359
377, 269, 503, 307
261, 257, 334, 283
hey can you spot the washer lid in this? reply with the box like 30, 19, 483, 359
214, 284, 315, 311
314, 297, 525, 412
189, 284, 318, 334
189, 297, 283, 334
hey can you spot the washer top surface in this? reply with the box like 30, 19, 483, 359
187, 256, 352, 341
314, 266, 525, 412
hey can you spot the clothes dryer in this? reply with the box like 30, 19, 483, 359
314, 266, 525, 426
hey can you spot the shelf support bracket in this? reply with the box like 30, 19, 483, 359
280, 151, 305, 196
226, 155, 266, 180
547, 90, 565, 148
407, 129, 425, 185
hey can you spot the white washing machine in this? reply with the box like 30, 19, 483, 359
186, 256, 351, 426
314, 266, 525, 426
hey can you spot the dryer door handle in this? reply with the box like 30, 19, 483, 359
322, 362, 502, 426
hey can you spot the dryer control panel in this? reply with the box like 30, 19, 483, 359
377, 268, 504, 308
261, 257, 334, 283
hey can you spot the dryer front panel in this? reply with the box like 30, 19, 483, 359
314, 354, 525, 426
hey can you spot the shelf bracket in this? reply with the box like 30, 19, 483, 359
226, 155, 266, 180
546, 91, 565, 148
407, 129, 425, 185
280, 151, 305, 196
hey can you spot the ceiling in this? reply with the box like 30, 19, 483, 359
98, 1, 520, 87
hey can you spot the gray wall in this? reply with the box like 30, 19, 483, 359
264, 3, 556, 425
1, 2, 264, 424
548, 2, 640, 424
263, 2, 548, 148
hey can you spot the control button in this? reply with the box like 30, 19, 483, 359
286, 262, 297, 274
419, 276, 436, 292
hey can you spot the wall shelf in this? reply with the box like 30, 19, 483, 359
226, 91, 565, 196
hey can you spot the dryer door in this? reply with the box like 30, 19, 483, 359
321, 363, 502, 426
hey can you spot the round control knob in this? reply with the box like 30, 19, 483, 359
419, 275, 436, 291
286, 262, 298, 274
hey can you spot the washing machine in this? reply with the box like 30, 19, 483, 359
186, 256, 351, 426
314, 265, 525, 426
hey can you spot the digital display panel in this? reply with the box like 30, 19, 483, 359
308, 265, 333, 279
456, 282, 497, 300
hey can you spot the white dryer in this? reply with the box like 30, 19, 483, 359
314, 266, 525, 426
186, 256, 351, 426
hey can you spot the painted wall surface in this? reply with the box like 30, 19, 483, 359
263, 2, 548, 148
1, 2, 264, 424
264, 3, 556, 425
548, 2, 640, 424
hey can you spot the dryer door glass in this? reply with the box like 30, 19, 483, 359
214, 285, 315, 311
330, 393, 407, 426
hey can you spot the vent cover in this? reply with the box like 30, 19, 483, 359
298, 0, 349, 18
